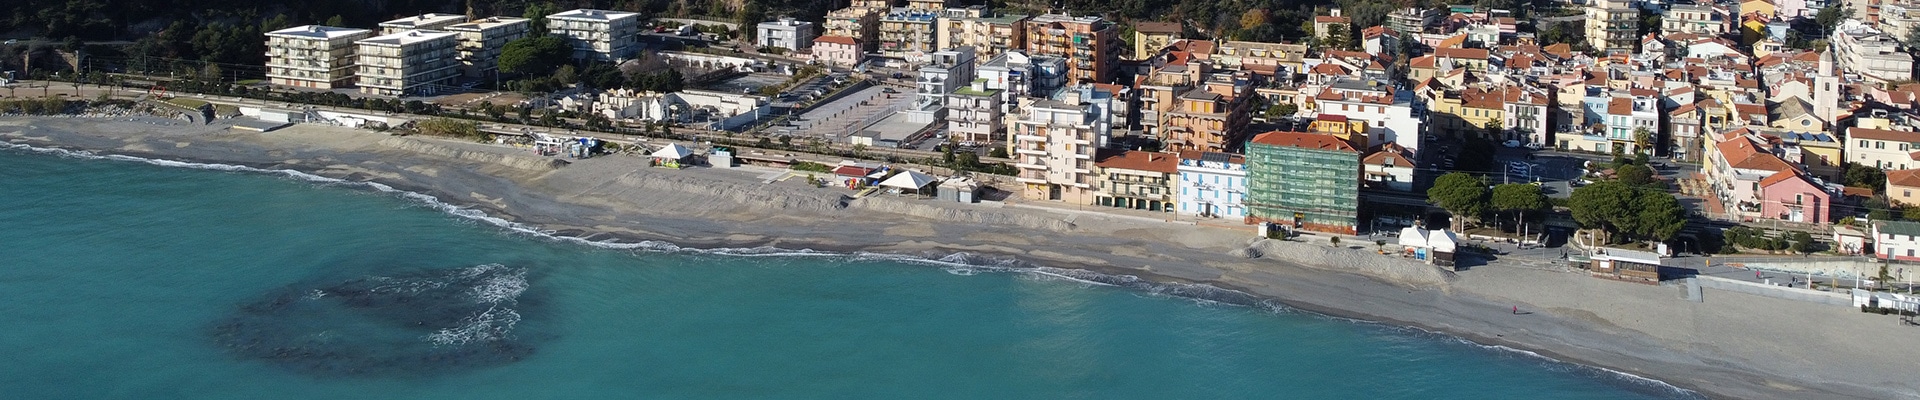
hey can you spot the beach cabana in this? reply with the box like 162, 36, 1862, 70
650, 143, 693, 168
878, 170, 938, 196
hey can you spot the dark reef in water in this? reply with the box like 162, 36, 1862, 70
212, 264, 542, 377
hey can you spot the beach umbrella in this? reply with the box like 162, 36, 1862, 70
650, 143, 692, 159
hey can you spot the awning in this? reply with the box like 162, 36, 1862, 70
879, 170, 938, 190
651, 143, 692, 159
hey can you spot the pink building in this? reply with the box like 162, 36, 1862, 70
810, 35, 863, 68
1757, 169, 1831, 224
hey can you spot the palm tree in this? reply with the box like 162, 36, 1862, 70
1633, 127, 1654, 155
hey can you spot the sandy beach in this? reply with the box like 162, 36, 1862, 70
4, 116, 1916, 399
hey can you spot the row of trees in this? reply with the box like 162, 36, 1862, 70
1426, 172, 1549, 233
1568, 180, 1687, 245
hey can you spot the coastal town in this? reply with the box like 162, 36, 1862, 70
5, 0, 1920, 310
6, 0, 1920, 396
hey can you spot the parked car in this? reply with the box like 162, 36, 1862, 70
1502, 140, 1523, 148
1524, 142, 1543, 150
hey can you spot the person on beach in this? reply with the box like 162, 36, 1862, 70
1512, 306, 1519, 315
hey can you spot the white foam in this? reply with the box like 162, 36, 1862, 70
426, 305, 521, 346
466, 264, 528, 304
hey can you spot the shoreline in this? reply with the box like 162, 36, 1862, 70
6, 117, 1917, 400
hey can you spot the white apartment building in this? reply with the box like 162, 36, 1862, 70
1585, 0, 1638, 54
1175, 151, 1248, 219
445, 17, 530, 78
755, 17, 816, 52
1832, 19, 1916, 85
1847, 127, 1920, 170
265, 25, 373, 89
1314, 77, 1424, 153
878, 7, 939, 61
944, 79, 1002, 143
355, 30, 460, 97
549, 9, 641, 61
1011, 96, 1105, 203
917, 46, 977, 110
1661, 5, 1725, 36
379, 13, 467, 35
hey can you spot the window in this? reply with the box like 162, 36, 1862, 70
1878, 141, 1886, 149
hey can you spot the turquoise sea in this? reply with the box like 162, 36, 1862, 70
0, 144, 1698, 399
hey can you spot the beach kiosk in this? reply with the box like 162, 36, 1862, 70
650, 143, 693, 168
878, 170, 939, 197
1397, 227, 1459, 270
1588, 247, 1665, 284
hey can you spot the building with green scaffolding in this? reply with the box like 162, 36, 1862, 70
1244, 130, 1362, 235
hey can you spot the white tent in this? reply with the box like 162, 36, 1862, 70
651, 143, 692, 159
878, 170, 938, 192
1425, 230, 1458, 253
1397, 226, 1431, 249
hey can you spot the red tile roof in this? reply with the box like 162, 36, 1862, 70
1889, 169, 1920, 188
1435, 47, 1488, 60
1363, 143, 1413, 166
1311, 63, 1353, 76
1249, 130, 1359, 153
814, 35, 858, 45
1608, 97, 1633, 115
1759, 168, 1811, 188
1095, 150, 1180, 174
1716, 137, 1794, 172
1317, 114, 1348, 123
1850, 127, 1920, 142
1670, 103, 1698, 116
1315, 15, 1352, 23
1410, 55, 1437, 68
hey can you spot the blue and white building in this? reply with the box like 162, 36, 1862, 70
1176, 151, 1248, 219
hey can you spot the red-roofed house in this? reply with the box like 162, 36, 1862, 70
1363, 143, 1415, 191
1888, 169, 1920, 206
810, 35, 864, 68
1245, 130, 1362, 234
1314, 12, 1352, 44
1758, 169, 1832, 223
1434, 47, 1490, 71
1708, 134, 1802, 220
1093, 150, 1180, 212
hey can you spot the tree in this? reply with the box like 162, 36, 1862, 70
1570, 181, 1636, 244
1323, 23, 1353, 51
324, 15, 345, 27
1816, 7, 1856, 35
1428, 172, 1490, 231
554, 64, 578, 85
498, 36, 571, 76
1633, 126, 1654, 154
1491, 183, 1548, 233
736, 3, 767, 41
1845, 162, 1888, 192
1634, 189, 1687, 242
1330, 236, 1342, 247
1790, 231, 1816, 255
523, 2, 559, 36
1240, 9, 1271, 31
1904, 206, 1920, 222
1264, 103, 1298, 119
1616, 163, 1656, 187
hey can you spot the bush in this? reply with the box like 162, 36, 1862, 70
790, 161, 832, 172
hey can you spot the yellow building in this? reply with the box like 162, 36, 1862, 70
1133, 22, 1182, 60
1309, 114, 1370, 149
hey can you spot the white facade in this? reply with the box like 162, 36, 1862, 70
549, 9, 641, 61
945, 80, 1002, 143
1176, 152, 1248, 218
590, 88, 770, 131
1315, 78, 1423, 153
379, 13, 468, 35
755, 17, 817, 52
265, 25, 373, 89
445, 17, 530, 78
354, 30, 460, 96
1832, 20, 1916, 84
1010, 99, 1104, 203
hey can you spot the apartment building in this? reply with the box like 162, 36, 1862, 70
1831, 21, 1917, 85
1132, 22, 1182, 60
1093, 150, 1180, 212
354, 30, 460, 96
823, 6, 881, 52
810, 35, 864, 68
379, 13, 467, 35
1847, 127, 1920, 169
444, 17, 530, 78
1245, 130, 1362, 234
756, 17, 817, 52
1163, 73, 1252, 153
1176, 151, 1248, 219
1315, 78, 1422, 152
914, 46, 977, 120
878, 8, 939, 60
265, 25, 373, 89
1586, 0, 1638, 54
945, 79, 1002, 143
936, 7, 1029, 65
548, 9, 641, 61
1387, 7, 1440, 35
1022, 14, 1120, 84
1010, 97, 1106, 203
1663, 4, 1726, 35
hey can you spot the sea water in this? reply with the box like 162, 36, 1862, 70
0, 144, 1698, 399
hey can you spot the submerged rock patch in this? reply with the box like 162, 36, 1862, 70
212, 264, 541, 377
